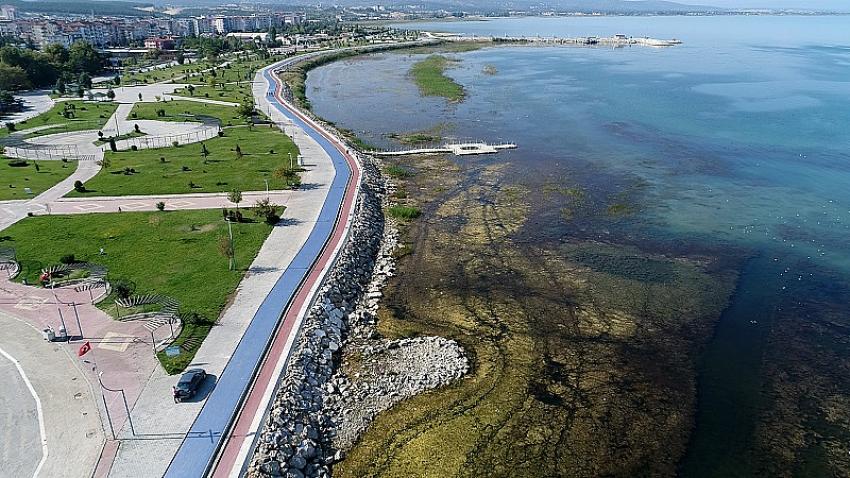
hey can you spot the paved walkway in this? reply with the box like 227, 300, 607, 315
162, 95, 240, 107
5, 90, 55, 124
106, 60, 338, 478
0, 311, 105, 478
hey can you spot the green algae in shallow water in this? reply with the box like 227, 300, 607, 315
409, 55, 465, 102
337, 154, 738, 478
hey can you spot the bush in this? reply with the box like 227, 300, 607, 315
130, 145, 138, 151
385, 165, 413, 179
59, 254, 76, 264
172, 140, 180, 148
73, 180, 85, 192
387, 205, 421, 220
155, 201, 165, 211
253, 198, 282, 225
112, 279, 134, 300
5, 122, 15, 132
8, 159, 28, 167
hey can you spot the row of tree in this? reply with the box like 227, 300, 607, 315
0, 41, 107, 92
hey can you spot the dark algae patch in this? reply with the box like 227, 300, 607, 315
337, 154, 738, 477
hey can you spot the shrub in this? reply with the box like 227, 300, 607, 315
59, 254, 76, 264
172, 140, 179, 147
385, 165, 413, 179
181, 166, 190, 172
130, 145, 138, 151
5, 122, 15, 132
8, 159, 28, 167
253, 198, 282, 225
155, 201, 165, 211
387, 205, 421, 220
160, 156, 166, 163
112, 279, 134, 299
73, 180, 85, 192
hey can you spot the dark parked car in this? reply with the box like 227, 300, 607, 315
173, 368, 207, 403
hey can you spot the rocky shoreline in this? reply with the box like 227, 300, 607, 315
248, 152, 468, 478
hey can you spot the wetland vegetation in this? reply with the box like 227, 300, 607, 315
337, 154, 738, 478
409, 55, 465, 103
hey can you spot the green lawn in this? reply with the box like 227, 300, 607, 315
173, 84, 253, 105
69, 125, 300, 196
3, 210, 274, 373
410, 55, 465, 102
2, 101, 117, 138
122, 59, 218, 85
129, 100, 244, 126
0, 158, 76, 200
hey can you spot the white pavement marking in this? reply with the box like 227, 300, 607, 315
0, 345, 48, 478
118, 202, 148, 210
75, 203, 105, 211
168, 200, 195, 209
15, 296, 49, 310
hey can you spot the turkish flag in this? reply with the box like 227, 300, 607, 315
78, 341, 92, 357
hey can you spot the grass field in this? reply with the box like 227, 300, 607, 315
0, 158, 76, 200
69, 125, 300, 196
409, 55, 465, 102
3, 210, 274, 373
129, 100, 244, 126
2, 101, 117, 138
173, 84, 253, 105
122, 59, 218, 85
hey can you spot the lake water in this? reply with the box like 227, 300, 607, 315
306, 15, 850, 475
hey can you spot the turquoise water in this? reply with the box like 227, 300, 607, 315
307, 15, 850, 475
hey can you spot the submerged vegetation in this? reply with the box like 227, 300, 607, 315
338, 154, 738, 477
409, 55, 465, 103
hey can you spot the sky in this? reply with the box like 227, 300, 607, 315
679, 0, 850, 9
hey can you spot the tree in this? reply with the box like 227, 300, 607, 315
78, 72, 92, 90
200, 142, 209, 160
176, 50, 185, 65
106, 88, 115, 100
67, 41, 106, 75
108, 137, 117, 152
113, 75, 120, 86
138, 92, 142, 101
273, 166, 300, 188
76, 84, 84, 98
253, 198, 281, 225
43, 43, 69, 66
218, 235, 235, 271
186, 84, 195, 96
55, 77, 66, 95
235, 144, 242, 159
228, 189, 242, 210
0, 64, 31, 91
237, 101, 254, 118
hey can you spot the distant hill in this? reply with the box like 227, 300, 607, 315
5, 0, 156, 16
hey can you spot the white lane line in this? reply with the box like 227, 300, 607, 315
0, 345, 48, 478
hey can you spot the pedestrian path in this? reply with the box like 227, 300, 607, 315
106, 57, 342, 478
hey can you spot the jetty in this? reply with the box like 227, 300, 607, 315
427, 32, 682, 48
372, 142, 517, 157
